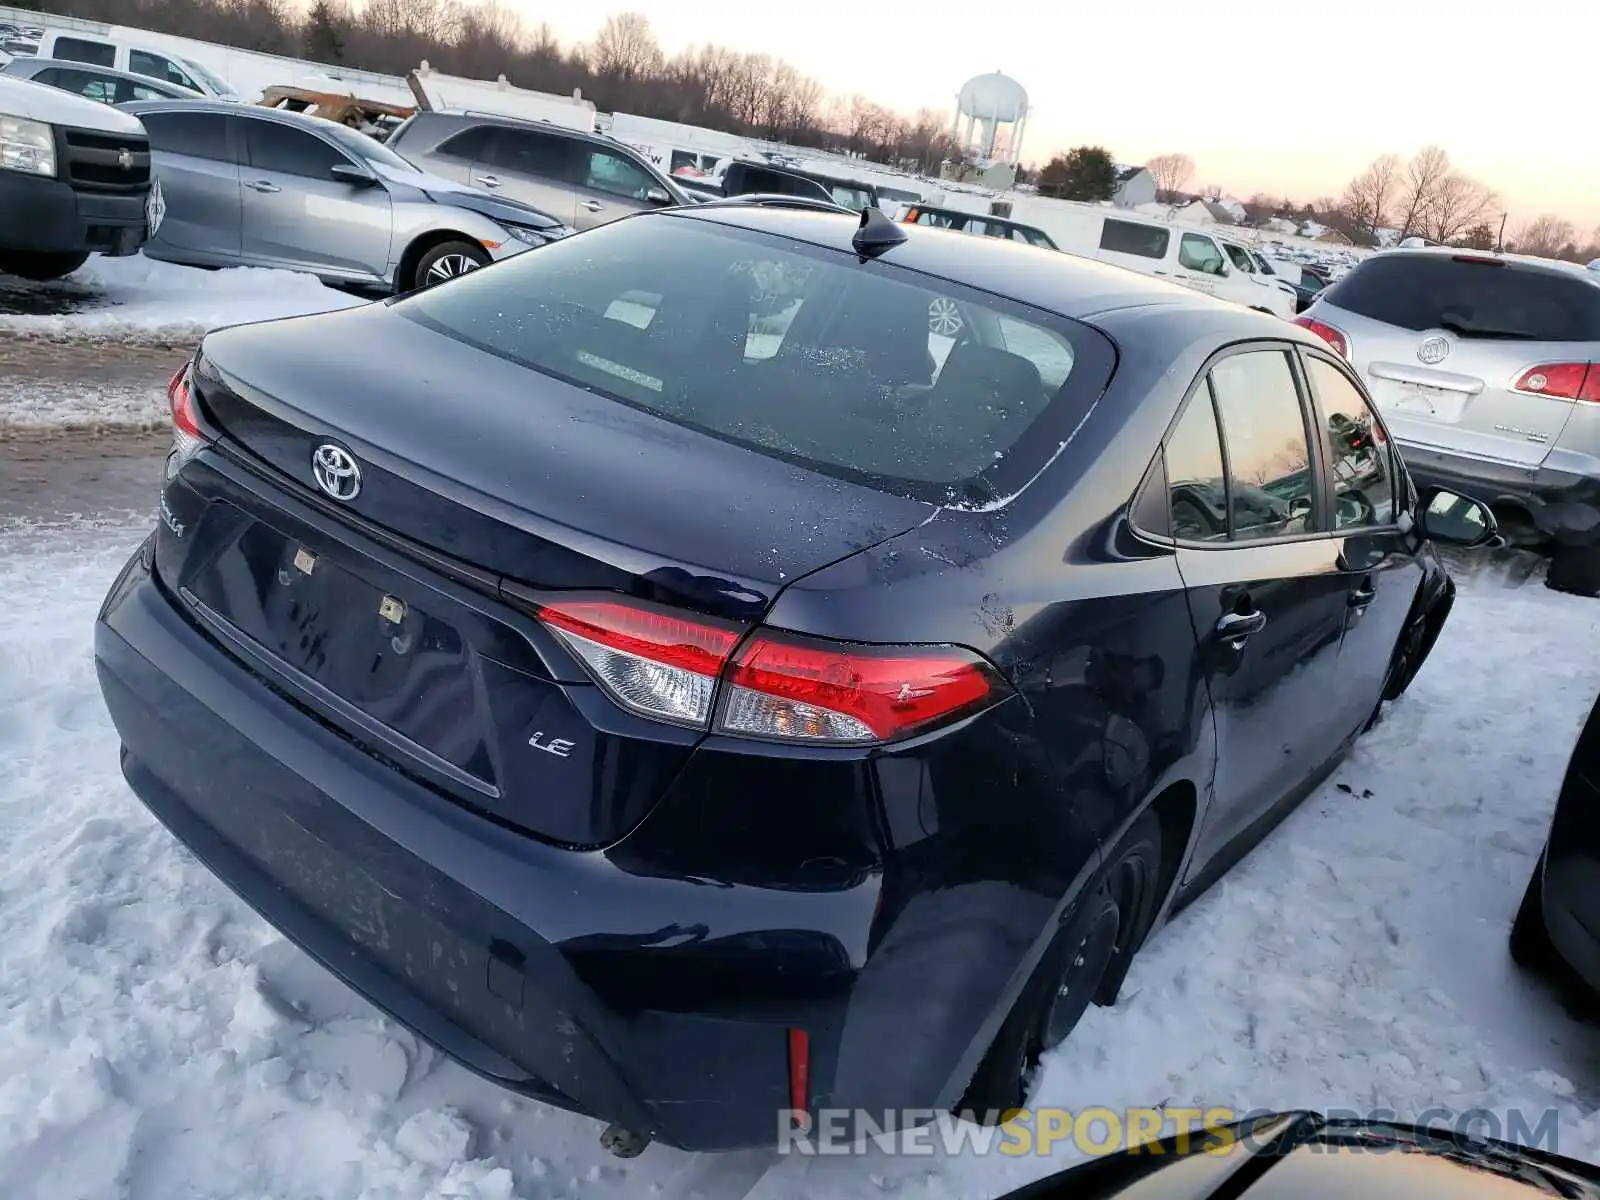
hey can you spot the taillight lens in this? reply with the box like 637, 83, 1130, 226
535, 598, 742, 728
1293, 316, 1348, 358
531, 596, 1006, 744
167, 360, 209, 462
1513, 362, 1600, 402
721, 632, 1000, 743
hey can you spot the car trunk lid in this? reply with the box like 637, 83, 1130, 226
169, 304, 933, 847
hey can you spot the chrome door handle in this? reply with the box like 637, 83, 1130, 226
477, 174, 501, 189
1214, 609, 1267, 649
582, 199, 604, 212
246, 180, 280, 193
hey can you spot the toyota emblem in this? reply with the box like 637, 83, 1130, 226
311, 443, 362, 501
1417, 336, 1450, 365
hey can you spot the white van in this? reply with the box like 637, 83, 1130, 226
28, 28, 238, 99
1005, 198, 1297, 318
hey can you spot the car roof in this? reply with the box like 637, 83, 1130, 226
669, 204, 1288, 332
14, 56, 193, 93
120, 96, 350, 135
417, 110, 623, 151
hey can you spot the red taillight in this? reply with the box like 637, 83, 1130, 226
534, 598, 742, 728
1293, 316, 1348, 358
1513, 362, 1600, 403
529, 595, 1005, 744
167, 361, 208, 459
722, 631, 1000, 743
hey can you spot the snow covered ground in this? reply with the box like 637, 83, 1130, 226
0, 255, 365, 346
2, 507, 1600, 1199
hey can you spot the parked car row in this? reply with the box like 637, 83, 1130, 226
1, 65, 700, 289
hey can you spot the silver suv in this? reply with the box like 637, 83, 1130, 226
1298, 247, 1600, 594
121, 99, 572, 292
386, 112, 690, 232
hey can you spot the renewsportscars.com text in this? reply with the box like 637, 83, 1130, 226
775, 1106, 1563, 1157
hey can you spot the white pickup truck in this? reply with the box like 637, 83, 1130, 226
0, 72, 160, 280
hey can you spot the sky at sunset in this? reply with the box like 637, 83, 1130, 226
509, 0, 1592, 231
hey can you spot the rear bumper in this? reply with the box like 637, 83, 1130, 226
94, 541, 1053, 1149
0, 172, 149, 256
1397, 440, 1600, 547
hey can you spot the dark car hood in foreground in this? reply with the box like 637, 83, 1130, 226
998, 1112, 1600, 1200
193, 301, 935, 612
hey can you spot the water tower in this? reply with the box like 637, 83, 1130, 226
951, 71, 1029, 166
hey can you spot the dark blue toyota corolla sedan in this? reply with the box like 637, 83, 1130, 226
94, 199, 1496, 1153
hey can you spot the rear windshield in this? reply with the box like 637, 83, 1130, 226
1324, 254, 1600, 341
397, 214, 1113, 506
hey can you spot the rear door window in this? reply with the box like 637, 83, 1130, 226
486, 128, 572, 180
1165, 388, 1229, 543
44, 68, 115, 104
139, 111, 231, 161
54, 36, 116, 67
434, 126, 496, 162
1208, 350, 1317, 540
397, 215, 1114, 506
1322, 254, 1600, 341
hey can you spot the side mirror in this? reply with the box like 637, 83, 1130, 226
645, 186, 672, 205
330, 162, 378, 188
1417, 487, 1500, 548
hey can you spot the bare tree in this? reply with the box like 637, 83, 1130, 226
1393, 145, 1451, 240
589, 12, 662, 82
453, 2, 522, 78
1145, 153, 1194, 201
1420, 173, 1497, 245
1512, 214, 1577, 258
1340, 153, 1399, 241
905, 108, 949, 176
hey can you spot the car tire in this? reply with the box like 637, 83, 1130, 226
1367, 583, 1452, 730
412, 241, 490, 291
1510, 859, 1559, 973
0, 250, 90, 282
1546, 542, 1600, 599
955, 810, 1162, 1123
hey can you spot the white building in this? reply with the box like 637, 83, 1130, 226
1112, 165, 1157, 208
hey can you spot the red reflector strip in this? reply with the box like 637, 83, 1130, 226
787, 1027, 810, 1117
534, 600, 740, 677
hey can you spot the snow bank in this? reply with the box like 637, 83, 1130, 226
0, 254, 366, 344
2, 520, 1599, 1197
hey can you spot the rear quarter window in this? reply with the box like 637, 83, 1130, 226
1324, 255, 1600, 341
396, 214, 1115, 507
1100, 219, 1170, 259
